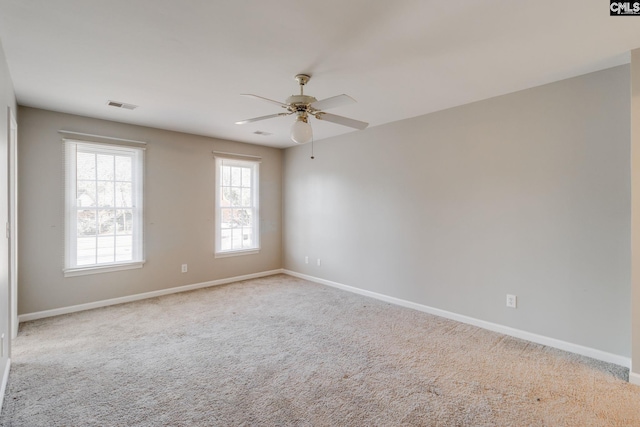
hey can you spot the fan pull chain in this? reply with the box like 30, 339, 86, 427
311, 137, 315, 160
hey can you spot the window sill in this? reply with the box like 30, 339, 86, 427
215, 249, 260, 259
64, 261, 145, 277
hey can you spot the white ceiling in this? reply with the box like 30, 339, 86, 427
0, 1, 639, 149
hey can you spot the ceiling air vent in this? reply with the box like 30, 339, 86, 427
107, 100, 138, 110
253, 131, 272, 136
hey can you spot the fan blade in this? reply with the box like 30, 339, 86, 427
235, 112, 289, 125
241, 94, 289, 108
310, 94, 356, 111
315, 112, 368, 130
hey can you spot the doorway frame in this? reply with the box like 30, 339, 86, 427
8, 107, 17, 340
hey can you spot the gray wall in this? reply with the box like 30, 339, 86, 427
284, 65, 631, 357
0, 39, 16, 389
18, 107, 282, 315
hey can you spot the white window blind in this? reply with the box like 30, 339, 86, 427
64, 140, 144, 276
215, 157, 260, 256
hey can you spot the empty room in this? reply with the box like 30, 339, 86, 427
1, 1, 640, 425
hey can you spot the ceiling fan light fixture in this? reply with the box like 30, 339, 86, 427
290, 115, 313, 144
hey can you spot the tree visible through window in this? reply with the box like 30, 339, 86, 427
215, 157, 259, 255
65, 140, 144, 275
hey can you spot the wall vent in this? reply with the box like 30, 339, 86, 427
107, 100, 138, 110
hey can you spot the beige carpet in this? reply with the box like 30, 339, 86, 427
1, 274, 639, 426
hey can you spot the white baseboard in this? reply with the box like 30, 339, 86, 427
283, 270, 631, 370
630, 371, 640, 386
0, 358, 10, 416
19, 269, 284, 323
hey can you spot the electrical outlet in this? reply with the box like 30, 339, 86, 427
181, 264, 188, 273
317, 259, 321, 267
506, 294, 517, 308
305, 256, 309, 264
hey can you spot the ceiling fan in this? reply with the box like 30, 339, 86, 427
235, 74, 368, 144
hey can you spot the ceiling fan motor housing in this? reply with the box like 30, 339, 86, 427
286, 95, 318, 112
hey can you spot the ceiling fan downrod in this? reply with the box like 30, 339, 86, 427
295, 74, 310, 95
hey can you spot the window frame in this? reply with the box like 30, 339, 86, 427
64, 139, 145, 277
214, 156, 260, 257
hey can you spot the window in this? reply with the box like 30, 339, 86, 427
64, 140, 144, 276
215, 157, 260, 256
